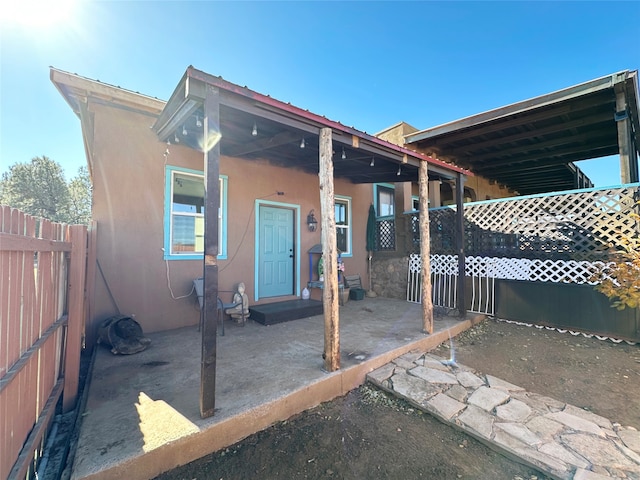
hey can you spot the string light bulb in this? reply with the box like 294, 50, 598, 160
370, 157, 375, 167
196, 116, 202, 127
174, 133, 180, 143
182, 125, 187, 136
341, 147, 346, 160
252, 122, 258, 136
300, 138, 305, 149
397, 165, 402, 176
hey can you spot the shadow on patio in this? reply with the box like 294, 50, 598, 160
70, 297, 483, 480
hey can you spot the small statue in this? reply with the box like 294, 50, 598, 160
225, 282, 250, 324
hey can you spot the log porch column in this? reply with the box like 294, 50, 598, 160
418, 160, 433, 333
455, 172, 466, 317
319, 127, 340, 371
201, 85, 221, 418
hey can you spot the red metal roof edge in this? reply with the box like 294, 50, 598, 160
186, 66, 471, 176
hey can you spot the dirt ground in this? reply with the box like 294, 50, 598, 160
154, 318, 640, 480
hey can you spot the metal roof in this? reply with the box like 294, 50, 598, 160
405, 71, 640, 195
152, 67, 470, 184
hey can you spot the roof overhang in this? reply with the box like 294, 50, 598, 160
405, 70, 640, 194
153, 66, 471, 184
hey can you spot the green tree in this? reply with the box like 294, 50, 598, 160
592, 204, 640, 310
67, 166, 92, 224
0, 156, 91, 224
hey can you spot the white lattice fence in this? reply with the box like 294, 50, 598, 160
407, 254, 614, 314
427, 184, 640, 260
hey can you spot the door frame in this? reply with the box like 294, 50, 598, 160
254, 199, 301, 301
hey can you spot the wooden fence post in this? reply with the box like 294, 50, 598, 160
63, 225, 87, 412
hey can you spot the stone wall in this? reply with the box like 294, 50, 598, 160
371, 254, 409, 300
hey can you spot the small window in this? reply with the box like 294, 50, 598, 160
164, 167, 227, 260
335, 196, 352, 256
376, 185, 395, 217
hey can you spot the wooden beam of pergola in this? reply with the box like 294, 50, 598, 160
200, 84, 221, 419
319, 127, 340, 372
419, 161, 433, 334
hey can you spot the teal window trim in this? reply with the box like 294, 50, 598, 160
163, 165, 228, 261
373, 183, 395, 218
253, 199, 301, 302
335, 194, 352, 257
411, 195, 419, 211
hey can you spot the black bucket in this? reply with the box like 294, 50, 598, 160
97, 315, 151, 355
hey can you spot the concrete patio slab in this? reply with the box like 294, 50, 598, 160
70, 298, 481, 480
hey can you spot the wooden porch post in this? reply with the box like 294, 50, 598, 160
418, 161, 433, 334
201, 85, 221, 418
63, 224, 87, 412
319, 127, 340, 371
455, 172, 466, 317
616, 86, 639, 183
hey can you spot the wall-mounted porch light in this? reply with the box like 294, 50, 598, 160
307, 209, 318, 232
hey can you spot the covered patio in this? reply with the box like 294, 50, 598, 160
69, 298, 483, 480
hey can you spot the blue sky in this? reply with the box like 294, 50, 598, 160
1, 1, 639, 187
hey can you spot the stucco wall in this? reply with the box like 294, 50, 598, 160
87, 100, 375, 339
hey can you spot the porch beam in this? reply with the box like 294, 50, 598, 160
616, 86, 638, 183
201, 84, 221, 418
319, 127, 340, 372
419, 161, 433, 333
455, 172, 466, 317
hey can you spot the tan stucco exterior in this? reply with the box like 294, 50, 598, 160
76, 89, 378, 340
377, 122, 516, 205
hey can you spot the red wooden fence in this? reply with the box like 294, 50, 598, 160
0, 207, 87, 480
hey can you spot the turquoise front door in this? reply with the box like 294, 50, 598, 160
258, 206, 294, 298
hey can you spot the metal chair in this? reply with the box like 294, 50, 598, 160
193, 278, 243, 336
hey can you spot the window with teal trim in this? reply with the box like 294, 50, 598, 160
376, 184, 395, 217
165, 167, 227, 260
335, 196, 352, 256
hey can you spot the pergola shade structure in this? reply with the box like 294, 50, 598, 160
152, 66, 469, 417
153, 67, 468, 185
405, 70, 640, 195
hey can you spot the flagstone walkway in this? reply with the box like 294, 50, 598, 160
367, 352, 640, 480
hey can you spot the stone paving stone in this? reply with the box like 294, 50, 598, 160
367, 364, 396, 384
457, 404, 494, 439
486, 374, 525, 392
612, 437, 640, 464
563, 404, 613, 430
513, 447, 571, 480
494, 422, 541, 446
493, 429, 530, 451
573, 468, 615, 480
546, 411, 605, 437
496, 399, 532, 422
526, 416, 565, 441
538, 440, 590, 469
393, 357, 417, 370
399, 351, 424, 363
426, 393, 467, 420
422, 357, 451, 372
390, 371, 442, 405
561, 433, 640, 473
619, 428, 640, 454
467, 386, 510, 412
409, 366, 458, 384
445, 384, 468, 403
511, 391, 565, 414
455, 370, 485, 389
